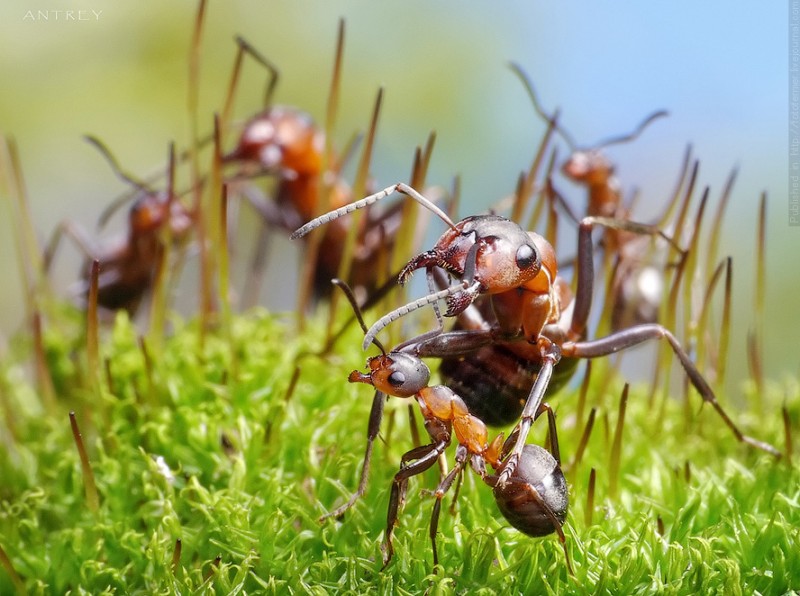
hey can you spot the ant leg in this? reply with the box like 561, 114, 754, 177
429, 444, 468, 568
539, 402, 560, 464
570, 216, 683, 340
561, 324, 780, 457
497, 343, 560, 486
382, 440, 449, 569
319, 390, 386, 522
43, 220, 98, 273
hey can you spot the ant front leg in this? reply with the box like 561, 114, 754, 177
560, 324, 780, 457
382, 438, 449, 569
569, 215, 682, 340
496, 340, 561, 486
320, 390, 386, 522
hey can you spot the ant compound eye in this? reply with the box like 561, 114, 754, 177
374, 354, 430, 398
515, 243, 538, 271
388, 371, 406, 387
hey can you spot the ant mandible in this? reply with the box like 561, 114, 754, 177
322, 280, 571, 570
293, 182, 780, 487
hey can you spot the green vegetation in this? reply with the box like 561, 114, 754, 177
0, 306, 796, 594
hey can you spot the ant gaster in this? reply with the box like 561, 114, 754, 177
294, 184, 780, 487
322, 280, 571, 571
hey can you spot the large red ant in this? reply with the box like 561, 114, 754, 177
293, 183, 780, 488
43, 138, 192, 316
323, 280, 570, 570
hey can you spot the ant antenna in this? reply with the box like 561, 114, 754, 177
232, 36, 281, 109
509, 62, 668, 151
85, 136, 158, 228
361, 279, 480, 351
290, 182, 457, 239
84, 136, 153, 194
593, 110, 669, 149
509, 62, 578, 150
331, 278, 387, 355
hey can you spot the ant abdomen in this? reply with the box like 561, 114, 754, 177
493, 444, 568, 537
439, 342, 578, 426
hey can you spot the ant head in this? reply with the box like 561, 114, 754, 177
129, 192, 169, 235
228, 106, 324, 176
349, 353, 430, 398
401, 215, 542, 297
561, 149, 614, 185
128, 191, 192, 241
493, 444, 568, 537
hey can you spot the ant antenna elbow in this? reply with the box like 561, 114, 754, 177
361, 280, 480, 351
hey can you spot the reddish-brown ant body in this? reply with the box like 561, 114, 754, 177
222, 29, 406, 303
511, 64, 680, 332
44, 139, 192, 315
294, 183, 780, 488
321, 280, 570, 569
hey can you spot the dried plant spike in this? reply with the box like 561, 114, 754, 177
202, 555, 222, 584
0, 542, 24, 593
608, 383, 629, 499
86, 259, 101, 389
717, 257, 733, 388
586, 467, 596, 527
325, 18, 346, 157
576, 360, 592, 428
171, 538, 182, 573
571, 407, 597, 471
750, 192, 767, 397
783, 405, 793, 464
69, 411, 99, 513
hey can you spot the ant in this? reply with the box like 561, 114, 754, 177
322, 280, 571, 570
220, 26, 409, 305
510, 63, 685, 332
293, 183, 780, 487
43, 138, 192, 316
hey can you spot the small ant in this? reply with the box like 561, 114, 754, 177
510, 63, 680, 332
322, 280, 570, 570
293, 183, 780, 488
43, 138, 192, 316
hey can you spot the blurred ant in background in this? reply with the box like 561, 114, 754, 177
510, 64, 688, 333
43, 137, 192, 316
294, 183, 780, 488
220, 24, 416, 307
320, 280, 571, 570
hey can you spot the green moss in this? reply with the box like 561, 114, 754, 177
0, 308, 797, 594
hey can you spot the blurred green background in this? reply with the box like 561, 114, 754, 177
0, 1, 796, 392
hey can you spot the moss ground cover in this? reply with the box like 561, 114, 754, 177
0, 306, 796, 594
